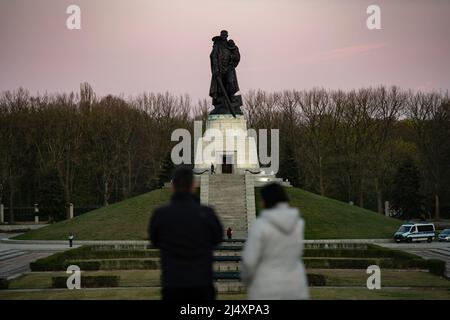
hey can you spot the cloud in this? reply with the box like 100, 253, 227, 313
299, 42, 387, 65
329, 43, 387, 57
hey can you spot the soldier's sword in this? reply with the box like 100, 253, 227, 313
216, 76, 236, 118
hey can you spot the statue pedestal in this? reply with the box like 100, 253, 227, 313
194, 114, 259, 174
194, 113, 259, 237
193, 113, 290, 237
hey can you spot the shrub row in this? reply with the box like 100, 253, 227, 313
409, 259, 446, 276
30, 245, 445, 276
73, 250, 160, 260
0, 278, 9, 289
304, 243, 368, 250
51, 275, 120, 288
30, 246, 160, 271
307, 273, 327, 286
367, 244, 419, 259
304, 258, 382, 269
33, 258, 160, 271
30, 247, 104, 271
68, 259, 160, 270
213, 272, 326, 286
303, 244, 417, 260
30, 251, 75, 271
92, 245, 149, 251
303, 257, 446, 276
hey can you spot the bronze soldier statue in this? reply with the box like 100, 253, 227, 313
209, 30, 243, 116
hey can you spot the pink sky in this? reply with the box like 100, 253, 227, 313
1, 0, 449, 101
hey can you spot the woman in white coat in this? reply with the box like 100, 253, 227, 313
241, 183, 309, 300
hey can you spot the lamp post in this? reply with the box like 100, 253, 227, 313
34, 203, 39, 224
69, 203, 74, 219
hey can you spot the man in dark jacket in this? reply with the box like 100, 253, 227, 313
149, 166, 223, 300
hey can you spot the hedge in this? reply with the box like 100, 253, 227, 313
67, 258, 160, 270
304, 243, 368, 250
307, 273, 326, 286
30, 251, 74, 271
303, 257, 446, 276
62, 246, 160, 259
29, 244, 446, 277
303, 245, 417, 260
30, 246, 159, 271
52, 275, 120, 288
213, 272, 326, 286
0, 278, 9, 289
304, 258, 381, 269
426, 259, 447, 276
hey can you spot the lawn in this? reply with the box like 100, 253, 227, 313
259, 188, 402, 239
311, 287, 450, 300
1, 287, 449, 300
313, 269, 450, 288
8, 269, 449, 290
2, 244, 448, 300
15, 186, 401, 240
14, 188, 170, 240
8, 270, 162, 289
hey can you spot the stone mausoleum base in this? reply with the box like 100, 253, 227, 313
193, 113, 290, 237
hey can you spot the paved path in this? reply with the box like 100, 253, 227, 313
0, 224, 48, 232
0, 249, 55, 279
377, 242, 450, 278
0, 233, 73, 280
0, 238, 390, 245
2, 234, 448, 280
0, 236, 389, 280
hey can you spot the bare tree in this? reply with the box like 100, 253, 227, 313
0, 88, 32, 222
408, 92, 448, 219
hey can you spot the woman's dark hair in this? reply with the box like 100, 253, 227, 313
260, 183, 289, 209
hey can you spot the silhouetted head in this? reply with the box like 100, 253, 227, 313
260, 183, 289, 209
220, 30, 228, 41
171, 166, 194, 193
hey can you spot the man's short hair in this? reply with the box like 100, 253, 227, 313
172, 166, 194, 192
260, 183, 289, 209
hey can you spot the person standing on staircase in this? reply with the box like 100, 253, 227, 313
226, 227, 233, 240
241, 183, 309, 300
149, 166, 223, 300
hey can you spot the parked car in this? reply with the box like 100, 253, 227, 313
394, 223, 435, 243
438, 229, 450, 242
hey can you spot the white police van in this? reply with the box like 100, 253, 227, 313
394, 223, 435, 243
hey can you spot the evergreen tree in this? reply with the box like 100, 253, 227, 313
157, 152, 175, 188
277, 141, 300, 187
391, 158, 422, 220
37, 170, 65, 222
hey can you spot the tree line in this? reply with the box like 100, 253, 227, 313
0, 84, 449, 222
245, 87, 450, 220
0, 84, 196, 221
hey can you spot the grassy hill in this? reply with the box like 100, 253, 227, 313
260, 188, 401, 239
14, 189, 170, 241
15, 187, 401, 240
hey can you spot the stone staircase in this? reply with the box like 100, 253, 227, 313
208, 175, 248, 238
